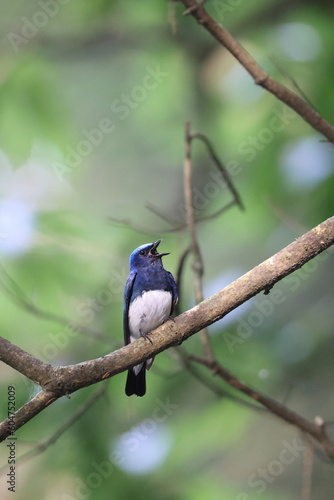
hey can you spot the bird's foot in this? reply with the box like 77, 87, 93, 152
141, 332, 153, 345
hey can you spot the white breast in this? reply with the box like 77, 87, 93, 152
128, 290, 172, 342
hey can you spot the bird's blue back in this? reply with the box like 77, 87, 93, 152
123, 240, 178, 396
123, 242, 178, 343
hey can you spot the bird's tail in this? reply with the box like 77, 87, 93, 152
125, 366, 146, 397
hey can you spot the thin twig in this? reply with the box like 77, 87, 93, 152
268, 199, 308, 235
174, 245, 191, 316
167, 0, 178, 35
184, 122, 215, 362
109, 129, 243, 234
301, 436, 314, 500
108, 216, 161, 234
109, 201, 239, 234
189, 354, 334, 459
190, 132, 244, 211
270, 56, 316, 111
145, 203, 181, 227
177, 347, 264, 412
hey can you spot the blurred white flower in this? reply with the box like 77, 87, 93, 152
112, 424, 172, 475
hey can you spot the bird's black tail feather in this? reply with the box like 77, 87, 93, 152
125, 366, 146, 397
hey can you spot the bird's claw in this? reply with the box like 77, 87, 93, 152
141, 332, 153, 345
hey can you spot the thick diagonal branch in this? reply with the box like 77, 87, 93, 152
0, 216, 334, 447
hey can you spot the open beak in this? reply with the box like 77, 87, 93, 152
150, 239, 170, 258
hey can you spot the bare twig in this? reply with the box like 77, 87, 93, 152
177, 347, 264, 411
109, 128, 243, 234
109, 201, 239, 234
189, 355, 334, 460
167, 0, 178, 35
178, 0, 334, 144
174, 245, 191, 316
184, 122, 215, 361
270, 56, 316, 111
190, 132, 244, 211
268, 199, 308, 235
145, 203, 180, 227
301, 436, 314, 500
108, 216, 162, 234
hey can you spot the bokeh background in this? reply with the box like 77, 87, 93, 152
0, 0, 334, 499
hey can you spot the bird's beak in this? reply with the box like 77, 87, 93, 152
150, 239, 170, 258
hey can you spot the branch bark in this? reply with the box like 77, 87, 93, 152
179, 0, 334, 144
1, 216, 334, 447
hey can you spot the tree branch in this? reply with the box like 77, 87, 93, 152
0, 215, 334, 444
0, 390, 58, 441
189, 131, 244, 211
189, 355, 334, 460
184, 121, 214, 361
109, 127, 243, 234
0, 385, 107, 472
0, 337, 52, 385
179, 0, 334, 144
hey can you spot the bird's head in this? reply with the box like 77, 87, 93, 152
130, 239, 170, 269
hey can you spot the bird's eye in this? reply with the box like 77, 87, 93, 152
139, 250, 145, 256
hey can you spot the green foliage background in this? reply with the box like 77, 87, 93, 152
0, 1, 334, 499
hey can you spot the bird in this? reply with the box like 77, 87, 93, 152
123, 239, 178, 397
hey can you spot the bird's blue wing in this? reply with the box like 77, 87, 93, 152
123, 271, 137, 345
167, 271, 178, 315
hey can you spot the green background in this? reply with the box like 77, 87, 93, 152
0, 0, 333, 499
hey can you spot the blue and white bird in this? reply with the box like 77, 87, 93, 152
123, 240, 178, 397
